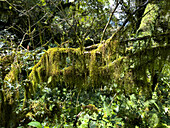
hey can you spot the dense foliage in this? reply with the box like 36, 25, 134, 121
0, 0, 169, 127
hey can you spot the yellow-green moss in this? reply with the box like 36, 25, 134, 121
28, 39, 125, 92
4, 63, 20, 83
29, 47, 85, 90
137, 3, 159, 36
2, 62, 22, 104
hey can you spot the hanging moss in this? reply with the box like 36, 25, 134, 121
5, 3, 167, 96
28, 39, 122, 93
0, 53, 15, 80
29, 47, 82, 91
4, 63, 20, 83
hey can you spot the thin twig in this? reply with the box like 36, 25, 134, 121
17, 32, 27, 50
5, 0, 24, 13
100, 0, 119, 42
110, 0, 149, 41
31, 12, 48, 28
54, 1, 83, 46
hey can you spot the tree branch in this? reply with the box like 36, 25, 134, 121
100, 0, 119, 42
110, 0, 149, 41
121, 32, 170, 43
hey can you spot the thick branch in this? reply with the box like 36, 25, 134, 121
121, 32, 170, 43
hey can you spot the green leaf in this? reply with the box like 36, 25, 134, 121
153, 102, 160, 112
47, 76, 52, 84
0, 42, 5, 48
28, 121, 42, 128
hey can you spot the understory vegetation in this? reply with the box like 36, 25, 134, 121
0, 0, 169, 127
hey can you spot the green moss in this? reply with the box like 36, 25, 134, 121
29, 47, 84, 90
137, 3, 159, 36
28, 37, 134, 93
4, 63, 20, 83
27, 37, 124, 92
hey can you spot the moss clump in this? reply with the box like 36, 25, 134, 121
4, 63, 20, 83
28, 39, 121, 92
29, 47, 84, 91
0, 53, 15, 80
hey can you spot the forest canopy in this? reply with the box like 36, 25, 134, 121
0, 0, 169, 127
